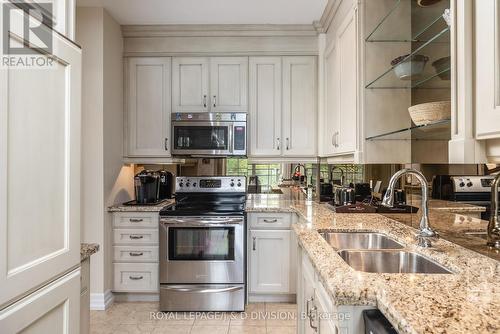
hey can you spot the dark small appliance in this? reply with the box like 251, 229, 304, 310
159, 171, 175, 199
134, 170, 160, 204
320, 182, 334, 202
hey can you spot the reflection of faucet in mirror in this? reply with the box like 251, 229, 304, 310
330, 166, 345, 186
382, 168, 438, 248
293, 164, 307, 186
487, 173, 500, 249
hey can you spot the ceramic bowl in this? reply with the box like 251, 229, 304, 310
391, 54, 429, 80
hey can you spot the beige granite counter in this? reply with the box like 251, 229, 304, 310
246, 189, 500, 334
81, 243, 99, 261
107, 199, 175, 212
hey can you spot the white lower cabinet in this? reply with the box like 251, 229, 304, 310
248, 213, 296, 302
111, 212, 160, 294
0, 268, 81, 334
297, 244, 374, 334
249, 230, 291, 294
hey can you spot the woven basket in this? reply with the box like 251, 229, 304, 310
408, 101, 451, 126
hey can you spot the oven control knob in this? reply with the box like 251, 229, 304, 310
459, 182, 465, 188
467, 181, 473, 187
185, 182, 190, 187
179, 182, 184, 187
192, 182, 197, 187
237, 182, 242, 187
230, 182, 235, 187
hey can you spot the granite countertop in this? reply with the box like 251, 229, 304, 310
107, 199, 175, 212
81, 243, 99, 261
408, 195, 486, 213
246, 188, 500, 334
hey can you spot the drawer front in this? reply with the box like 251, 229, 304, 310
113, 229, 159, 245
249, 213, 292, 229
113, 263, 159, 292
113, 246, 159, 263
113, 212, 159, 229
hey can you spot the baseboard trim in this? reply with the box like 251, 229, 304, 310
90, 289, 115, 310
248, 294, 296, 303
114, 292, 160, 302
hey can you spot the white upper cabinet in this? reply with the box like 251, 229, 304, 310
324, 42, 339, 156
323, 6, 358, 157
336, 7, 358, 154
126, 57, 172, 157
172, 57, 209, 112
249, 56, 317, 158
172, 57, 248, 113
282, 56, 317, 157
475, 0, 500, 140
0, 29, 81, 308
210, 57, 248, 112
249, 57, 282, 156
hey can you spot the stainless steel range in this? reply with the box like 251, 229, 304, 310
159, 176, 246, 312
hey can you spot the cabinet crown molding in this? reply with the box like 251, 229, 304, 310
314, 0, 343, 33
122, 24, 319, 38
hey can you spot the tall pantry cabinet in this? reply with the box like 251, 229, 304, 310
0, 5, 82, 333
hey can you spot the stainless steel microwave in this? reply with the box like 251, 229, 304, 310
171, 113, 247, 157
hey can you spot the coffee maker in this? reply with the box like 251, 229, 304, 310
134, 170, 160, 204
158, 170, 174, 199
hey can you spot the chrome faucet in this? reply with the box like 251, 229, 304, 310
487, 173, 500, 249
330, 166, 346, 186
382, 168, 438, 247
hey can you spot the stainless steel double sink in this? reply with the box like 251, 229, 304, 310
320, 232, 452, 274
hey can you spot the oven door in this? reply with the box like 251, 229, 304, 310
159, 217, 244, 284
172, 121, 233, 156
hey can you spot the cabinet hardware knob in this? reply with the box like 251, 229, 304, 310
203, 95, 207, 108
277, 138, 280, 151
252, 237, 256, 251
165, 138, 169, 151
263, 219, 278, 223
213, 95, 217, 108
286, 138, 289, 150
129, 218, 143, 223
129, 275, 143, 280
129, 235, 144, 240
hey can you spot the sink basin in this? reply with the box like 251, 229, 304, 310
320, 232, 404, 250
338, 250, 452, 274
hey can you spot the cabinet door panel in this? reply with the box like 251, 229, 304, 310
249, 57, 282, 156
324, 42, 340, 156
337, 8, 358, 153
126, 57, 171, 157
282, 56, 317, 157
0, 31, 81, 307
0, 269, 80, 334
172, 57, 209, 112
210, 57, 248, 111
249, 230, 290, 294
475, 0, 500, 139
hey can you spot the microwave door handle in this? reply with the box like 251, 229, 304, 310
229, 125, 234, 154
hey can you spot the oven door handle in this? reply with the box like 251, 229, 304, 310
162, 286, 243, 294
160, 218, 243, 226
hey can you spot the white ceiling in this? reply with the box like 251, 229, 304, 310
76, 0, 328, 25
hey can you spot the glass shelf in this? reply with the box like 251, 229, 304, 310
366, 0, 450, 43
365, 119, 451, 141
365, 27, 450, 89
